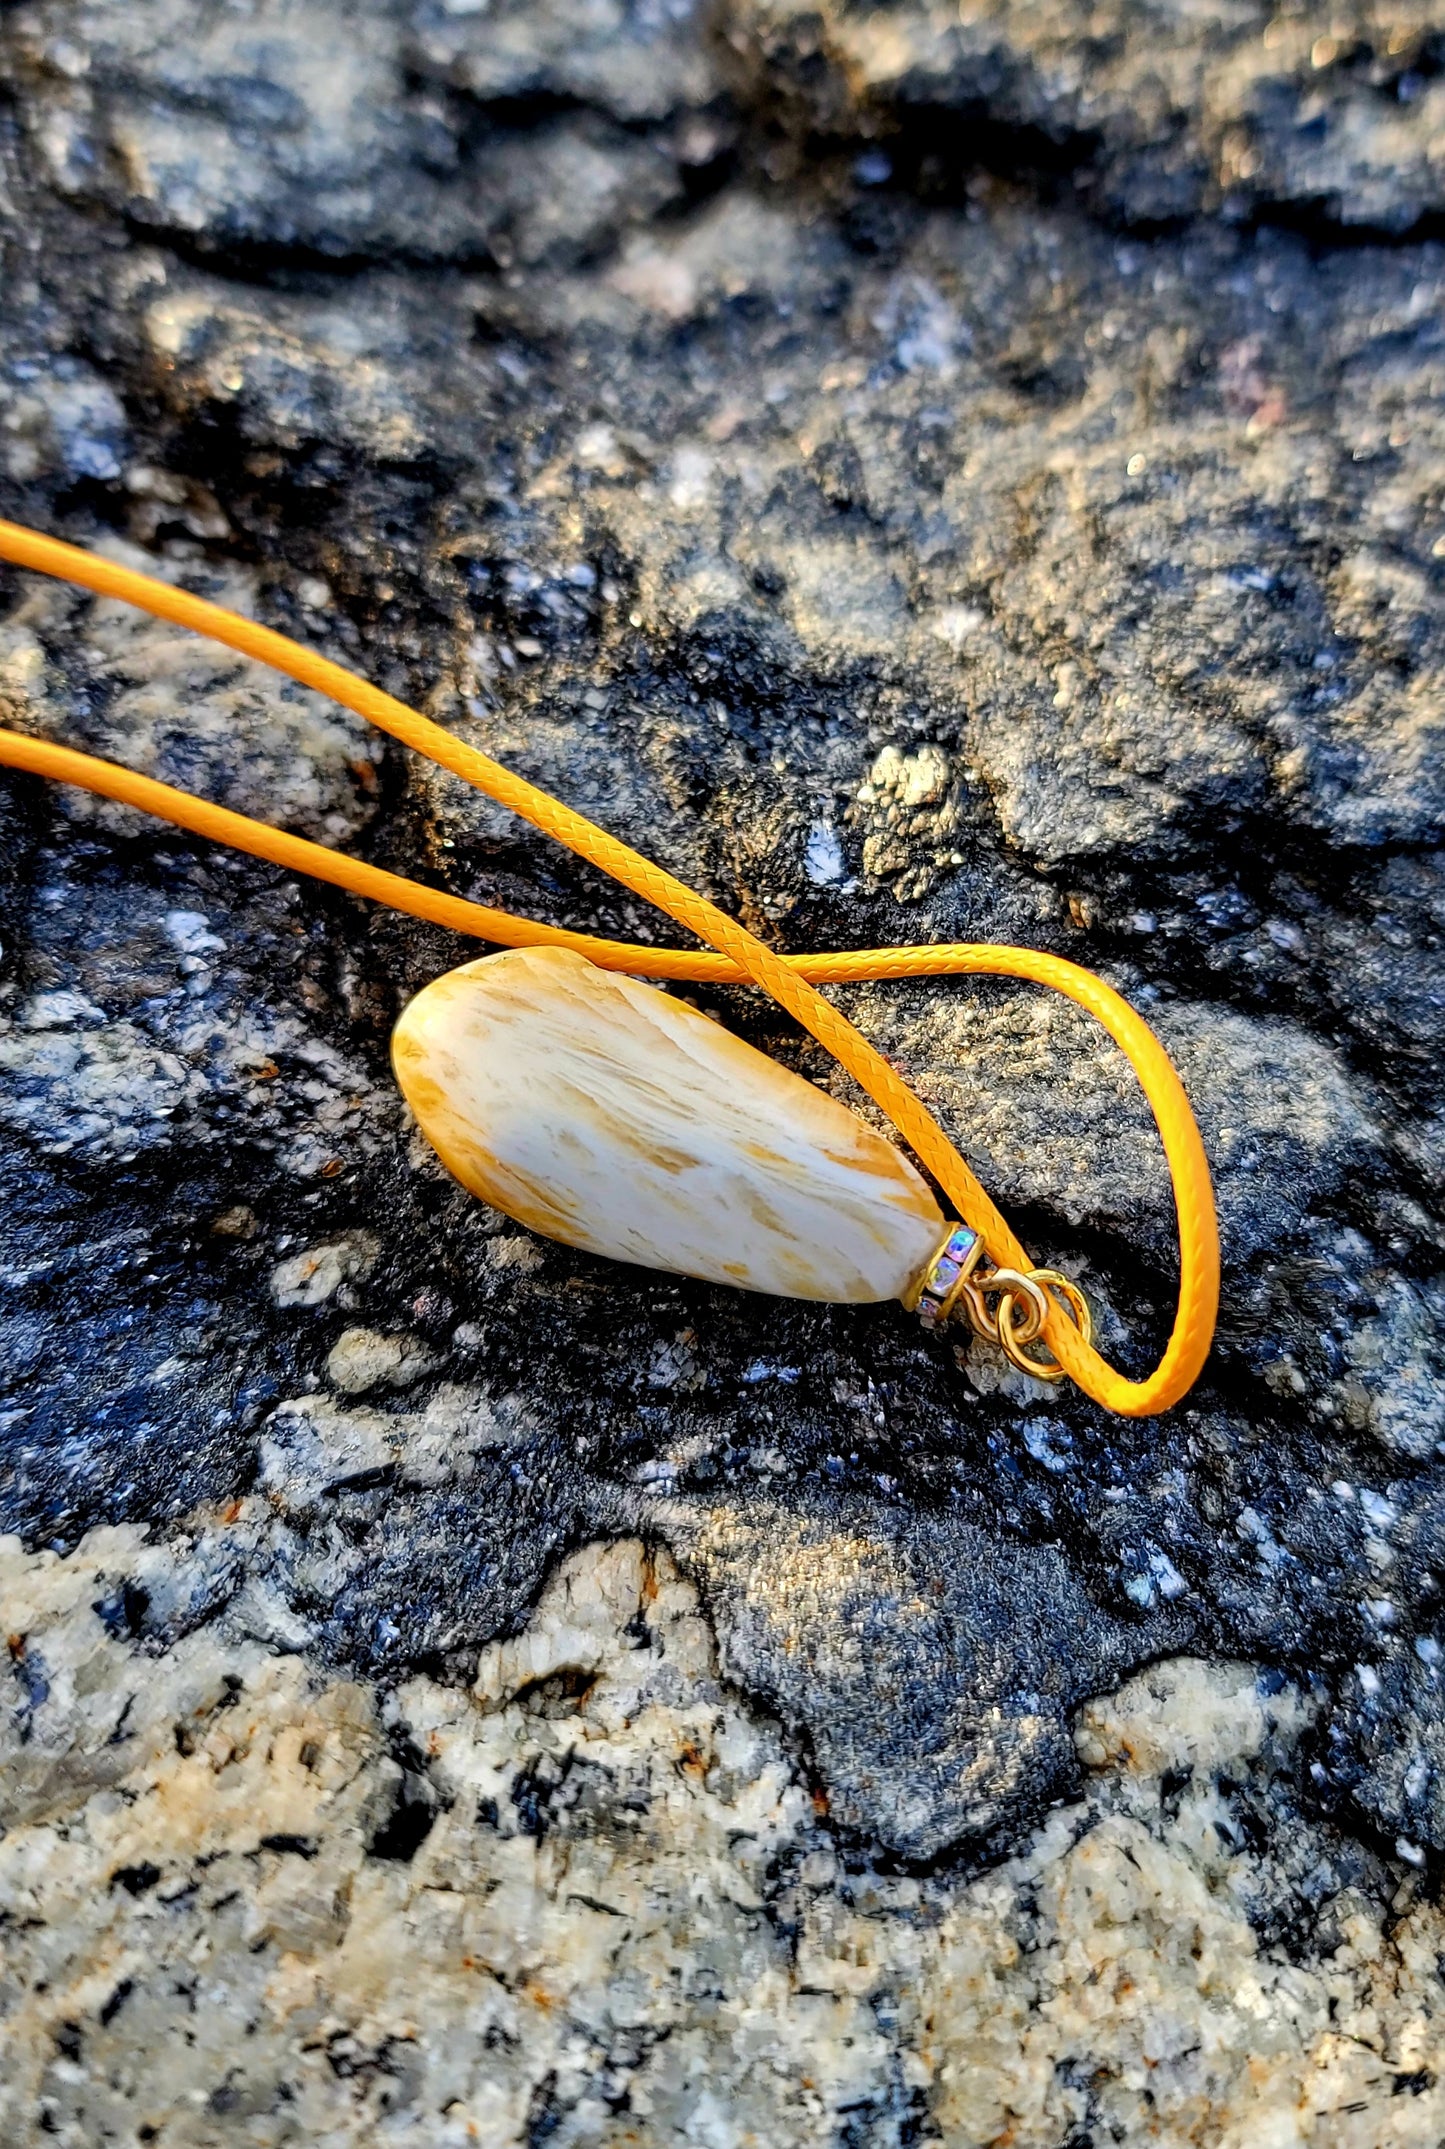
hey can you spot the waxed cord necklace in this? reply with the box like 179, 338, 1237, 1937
0, 519, 1219, 1416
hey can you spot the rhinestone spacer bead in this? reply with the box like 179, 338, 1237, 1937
913, 1223, 982, 1329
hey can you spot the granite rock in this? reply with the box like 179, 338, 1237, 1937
4, 0, 705, 264
0, 541, 385, 840
0, 1, 1443, 2128
2, 1529, 1444, 2145
726, 0, 1445, 232
654, 1492, 1154, 1857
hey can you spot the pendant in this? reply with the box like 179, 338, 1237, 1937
391, 947, 947, 1303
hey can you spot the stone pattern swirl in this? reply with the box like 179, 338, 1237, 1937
393, 948, 944, 1301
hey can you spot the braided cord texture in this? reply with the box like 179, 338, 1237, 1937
0, 520, 1219, 1415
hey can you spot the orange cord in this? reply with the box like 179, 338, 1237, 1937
0, 519, 1219, 1414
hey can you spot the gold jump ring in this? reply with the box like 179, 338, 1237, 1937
997, 1268, 1093, 1382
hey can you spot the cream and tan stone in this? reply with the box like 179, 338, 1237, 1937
392, 946, 945, 1302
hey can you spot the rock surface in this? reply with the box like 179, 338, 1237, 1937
0, 0, 1443, 2139
728, 0, 1445, 232
3, 1530, 1445, 2144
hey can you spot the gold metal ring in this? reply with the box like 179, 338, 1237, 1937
997, 1269, 1093, 1382
998, 1290, 1067, 1381
957, 1264, 1049, 1345
1029, 1269, 1094, 1349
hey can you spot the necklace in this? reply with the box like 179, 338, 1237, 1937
0, 520, 1218, 1416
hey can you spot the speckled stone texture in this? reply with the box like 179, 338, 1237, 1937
4, 1530, 1444, 2143
0, 1, 1443, 2140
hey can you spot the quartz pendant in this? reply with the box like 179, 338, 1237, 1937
391, 947, 946, 1303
